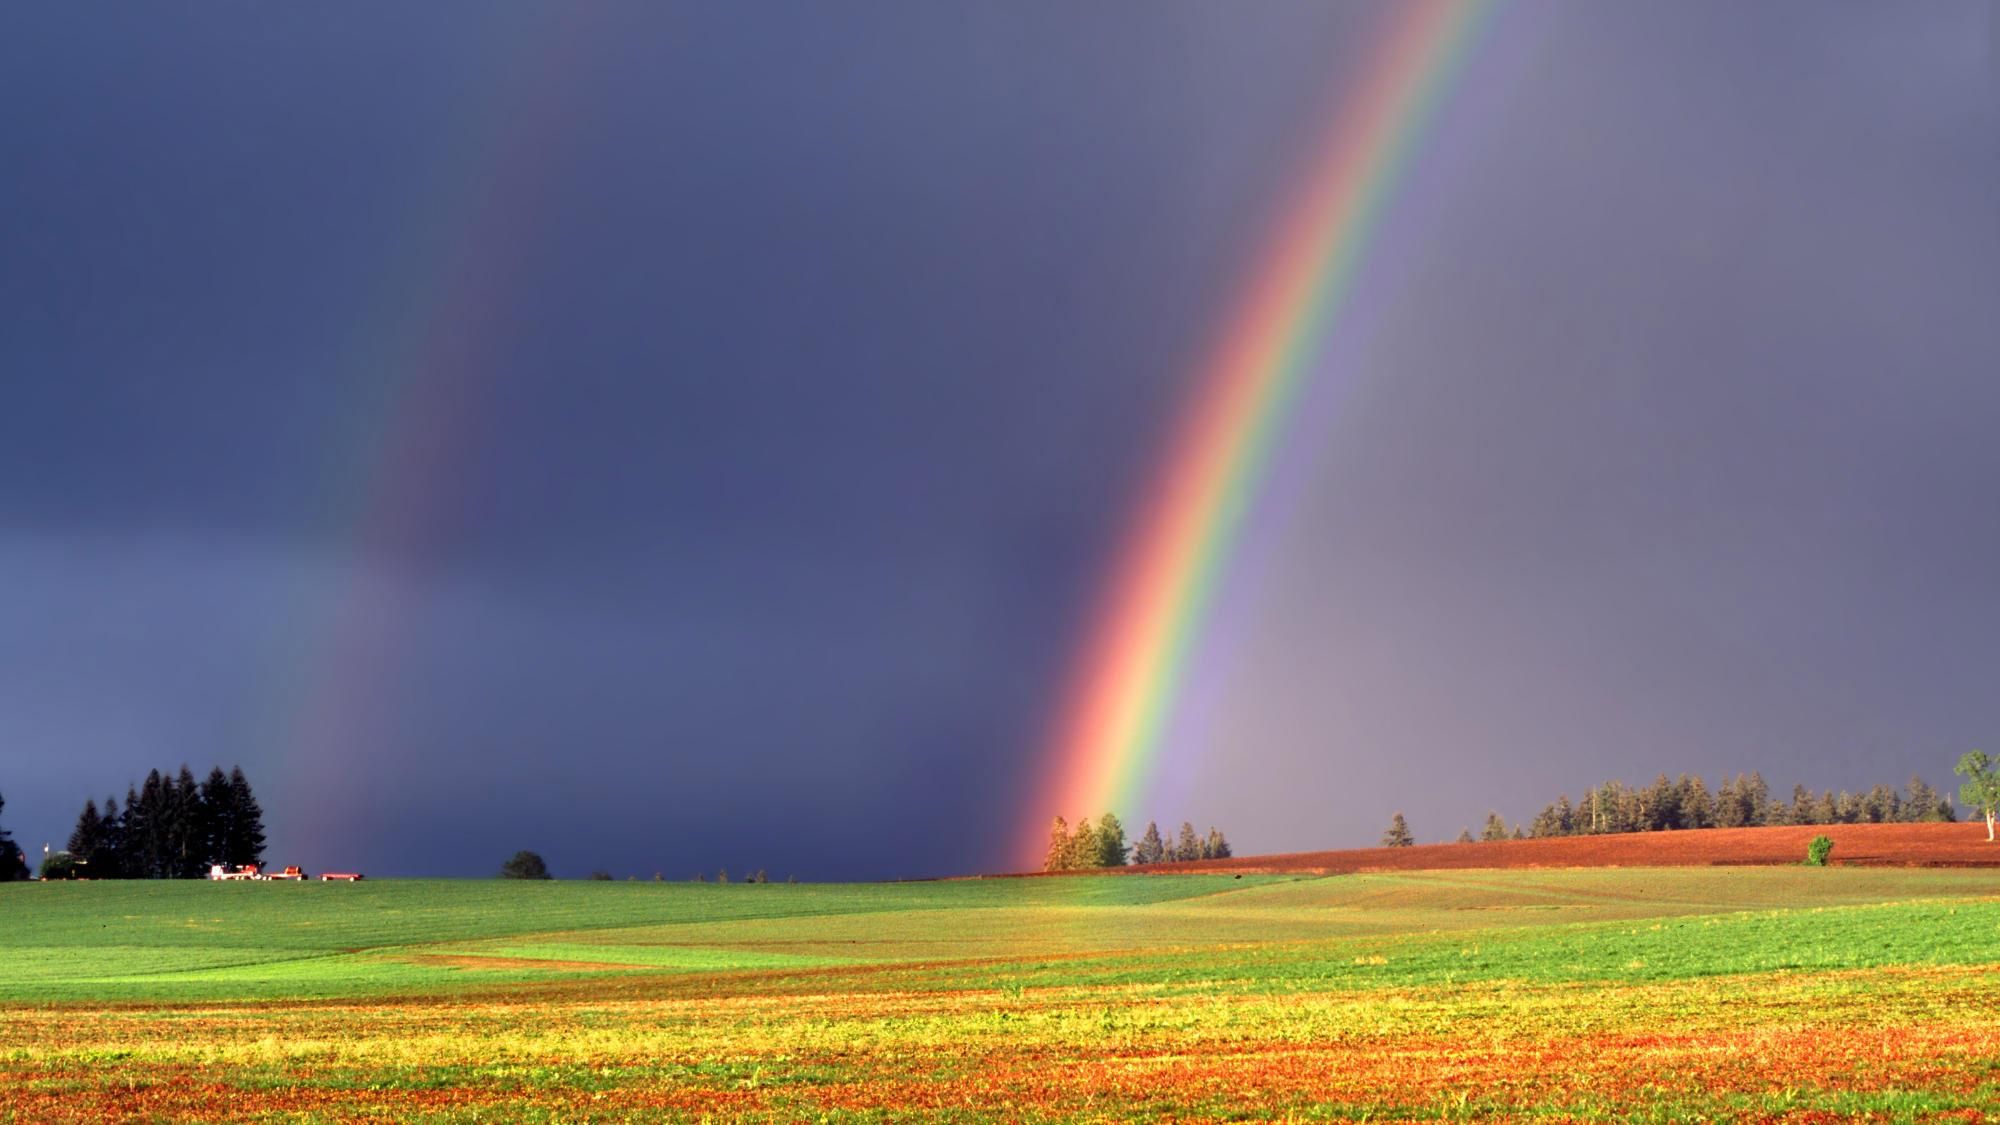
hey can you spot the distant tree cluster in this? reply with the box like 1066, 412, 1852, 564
1483, 772, 1959, 841
58, 766, 266, 879
1044, 815, 1230, 871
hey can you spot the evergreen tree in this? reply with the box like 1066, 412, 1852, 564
1904, 777, 1938, 822
1861, 784, 1900, 824
100, 795, 125, 878
1455, 827, 1474, 844
1639, 775, 1677, 831
1381, 812, 1414, 848
0, 793, 25, 881
1204, 828, 1231, 859
1094, 812, 1129, 867
1761, 794, 1792, 826
1480, 812, 1509, 842
1066, 818, 1101, 870
1678, 775, 1714, 829
1742, 772, 1771, 824
224, 766, 266, 868
67, 800, 104, 872
121, 784, 142, 874
1833, 790, 1862, 823
1529, 803, 1560, 838
163, 765, 203, 878
1132, 821, 1166, 865
1175, 822, 1201, 862
131, 770, 166, 878
1043, 816, 1071, 873
1790, 784, 1815, 825
199, 767, 231, 867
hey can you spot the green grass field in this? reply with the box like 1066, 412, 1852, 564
4, 868, 1998, 1121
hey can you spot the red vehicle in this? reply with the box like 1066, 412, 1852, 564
267, 865, 307, 881
320, 872, 364, 881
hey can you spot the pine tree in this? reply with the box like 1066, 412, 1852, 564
1742, 772, 1771, 825
225, 766, 266, 868
1860, 784, 1899, 824
1480, 812, 1509, 842
1066, 818, 1101, 870
1638, 774, 1676, 831
100, 795, 125, 878
1904, 777, 1937, 822
1043, 816, 1071, 873
67, 800, 104, 871
1834, 790, 1862, 823
1381, 812, 1414, 848
1132, 821, 1166, 865
1678, 775, 1714, 829
1094, 813, 1128, 867
1204, 828, 1231, 859
1175, 822, 1201, 862
158, 765, 198, 878
1455, 827, 1474, 844
199, 767, 231, 868
1789, 784, 1815, 825
131, 770, 166, 878
0, 793, 25, 881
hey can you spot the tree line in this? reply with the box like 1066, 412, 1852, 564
1520, 772, 1958, 838
50, 766, 267, 879
1382, 766, 1993, 847
1042, 814, 1232, 872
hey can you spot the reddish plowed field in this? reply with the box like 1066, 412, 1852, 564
1128, 821, 2000, 875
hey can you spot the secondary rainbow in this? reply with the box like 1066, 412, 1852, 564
1027, 0, 1491, 860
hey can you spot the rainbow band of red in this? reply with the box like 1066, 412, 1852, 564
1026, 0, 1491, 862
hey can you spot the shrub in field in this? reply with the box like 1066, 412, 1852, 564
500, 851, 552, 880
1805, 835, 1834, 866
587, 870, 612, 881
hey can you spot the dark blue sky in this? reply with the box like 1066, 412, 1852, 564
3, 2, 1995, 878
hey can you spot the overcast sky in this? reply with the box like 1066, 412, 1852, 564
3, 2, 1995, 878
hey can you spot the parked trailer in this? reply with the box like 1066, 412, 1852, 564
320, 872, 364, 881
208, 863, 262, 880
267, 866, 308, 881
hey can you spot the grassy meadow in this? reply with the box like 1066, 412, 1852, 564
3, 868, 1998, 1121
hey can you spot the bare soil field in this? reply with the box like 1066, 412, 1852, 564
1130, 821, 2000, 875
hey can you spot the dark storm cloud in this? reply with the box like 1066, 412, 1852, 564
2, 2, 1994, 873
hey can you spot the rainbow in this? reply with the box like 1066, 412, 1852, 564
1026, 0, 1491, 861
266, 12, 597, 867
